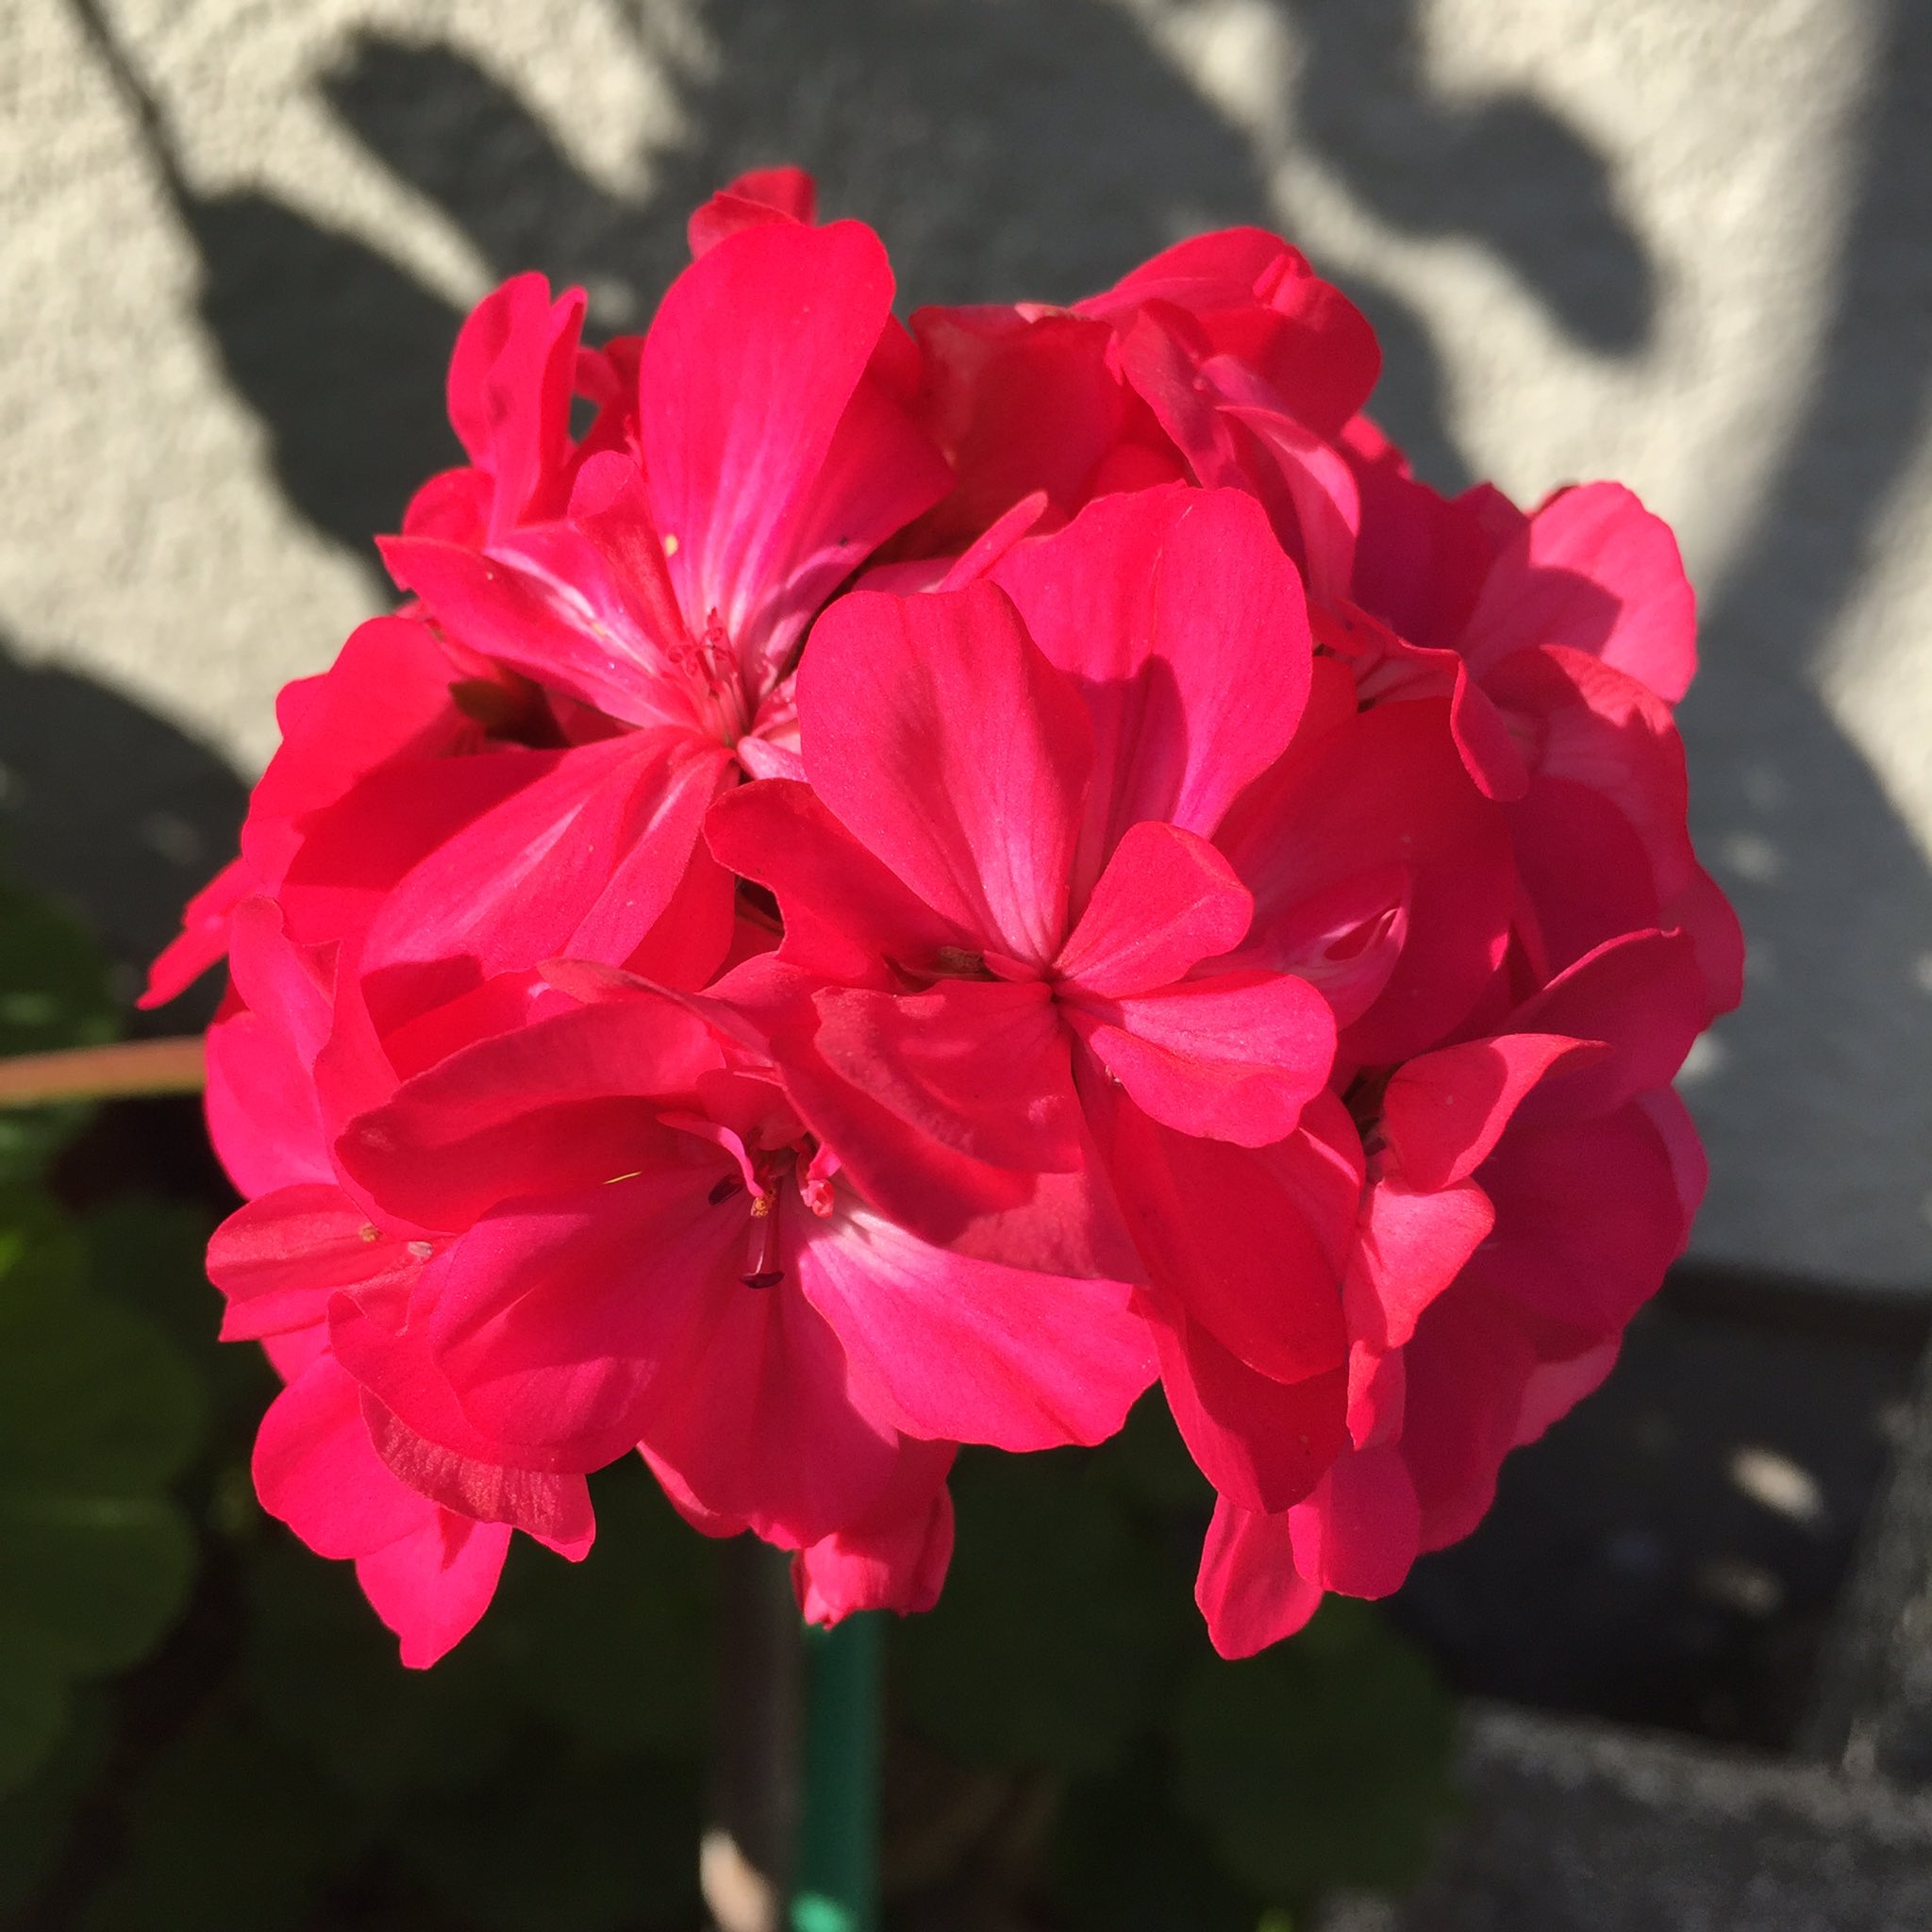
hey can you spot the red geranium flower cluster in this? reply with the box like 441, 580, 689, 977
150, 168, 1740, 1666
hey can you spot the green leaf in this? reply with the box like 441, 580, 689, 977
397, 1747, 701, 1932
242, 1539, 518, 1801
0, 1204, 204, 1793
479, 1459, 715, 1758
1050, 1742, 1260, 1932
0, 872, 118, 1183
896, 1449, 1180, 1774
76, 1710, 359, 1932
0, 1690, 110, 1917
1171, 1600, 1457, 1905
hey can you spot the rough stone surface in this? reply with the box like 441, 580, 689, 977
1804, 1342, 1932, 1784
3, 0, 1929, 1280
1343, 1703, 1932, 1932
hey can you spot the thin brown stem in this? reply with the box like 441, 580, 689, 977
0, 1037, 206, 1108
703, 1536, 805, 1932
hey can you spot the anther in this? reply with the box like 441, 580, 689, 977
708, 1174, 745, 1205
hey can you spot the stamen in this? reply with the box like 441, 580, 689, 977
742, 1190, 783, 1289
708, 1173, 745, 1205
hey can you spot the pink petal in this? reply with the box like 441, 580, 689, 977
1346, 1342, 1406, 1450
1380, 1032, 1601, 1191
796, 1203, 1155, 1452
799, 580, 1092, 967
989, 487, 1311, 881
441, 274, 585, 535
778, 1016, 1138, 1284
1462, 482, 1697, 703
1156, 1314, 1348, 1514
1092, 1089, 1353, 1389
274, 745, 544, 952
643, 220, 947, 694
1082, 967, 1336, 1147
337, 997, 723, 1232
630, 1256, 903, 1549
1222, 697, 1513, 1066
1506, 774, 1663, 978
792, 1438, 957, 1624
360, 1395, 594, 1555
1507, 928, 1709, 1124
705, 778, 970, 989
357, 733, 730, 1035
1194, 1499, 1324, 1659
1287, 1444, 1422, 1599
356, 1514, 513, 1669
806, 978, 1084, 1176
1468, 1104, 1689, 1353
421, 1170, 745, 1469
1512, 1341, 1621, 1447
1400, 1289, 1540, 1550
1486, 643, 1694, 896
253, 1355, 439, 1559
1342, 1175, 1495, 1353
1053, 821, 1254, 998
204, 1000, 332, 1199
208, 1184, 425, 1341
688, 166, 817, 256
1661, 862, 1745, 1018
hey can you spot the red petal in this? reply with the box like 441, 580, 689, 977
643, 221, 947, 694
1380, 1032, 1599, 1191
800, 580, 1092, 967
356, 1514, 512, 1669
1286, 1444, 1421, 1598
1054, 821, 1254, 997
797, 1203, 1154, 1451
990, 487, 1311, 877
1157, 1314, 1347, 1514
1463, 482, 1696, 703
1194, 1500, 1324, 1659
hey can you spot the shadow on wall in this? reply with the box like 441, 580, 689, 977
1675, 0, 1932, 1280
0, 631, 245, 1024
44, 0, 1932, 1276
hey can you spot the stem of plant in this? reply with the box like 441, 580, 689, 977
792, 1613, 883, 1932
0, 1036, 206, 1108
705, 1537, 806, 1932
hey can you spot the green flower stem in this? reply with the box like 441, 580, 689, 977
0, 1037, 205, 1108
792, 1613, 882, 1932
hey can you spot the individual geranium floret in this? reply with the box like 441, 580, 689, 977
709, 485, 1339, 1285
328, 968, 1156, 1568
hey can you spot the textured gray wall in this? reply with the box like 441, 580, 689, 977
3, 0, 1928, 1288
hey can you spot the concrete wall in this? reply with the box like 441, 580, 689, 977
3, 0, 1927, 1288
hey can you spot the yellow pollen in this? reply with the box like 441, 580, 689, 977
358, 1224, 380, 1243
661, 533, 679, 558
749, 1195, 774, 1218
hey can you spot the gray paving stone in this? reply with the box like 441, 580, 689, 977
1367, 1704, 1932, 1932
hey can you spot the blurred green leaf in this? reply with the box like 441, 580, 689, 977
0, 872, 118, 1183
0, 1201, 204, 1794
1050, 1741, 1258, 1932
398, 1746, 701, 1932
76, 1709, 358, 1932
1172, 1600, 1457, 1905
480, 1459, 714, 1758
243, 1538, 518, 1801
0, 1690, 110, 1917
896, 1449, 1179, 1774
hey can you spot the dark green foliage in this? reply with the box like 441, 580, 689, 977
1173, 1599, 1458, 1903
0, 874, 117, 1185
896, 1447, 1181, 1774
